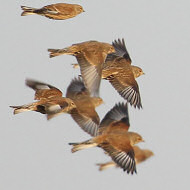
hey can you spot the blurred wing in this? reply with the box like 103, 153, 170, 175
70, 109, 99, 136
76, 54, 102, 97
25, 79, 63, 100
101, 144, 136, 174
98, 102, 129, 135
26, 79, 59, 90
66, 77, 89, 99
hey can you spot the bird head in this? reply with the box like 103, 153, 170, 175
131, 66, 145, 78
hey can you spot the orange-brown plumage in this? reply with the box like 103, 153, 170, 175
69, 103, 144, 174
21, 3, 84, 20
48, 41, 115, 96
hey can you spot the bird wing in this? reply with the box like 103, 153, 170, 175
106, 38, 132, 63
104, 69, 142, 109
43, 4, 74, 15
26, 79, 62, 100
76, 53, 102, 96
66, 77, 90, 99
98, 102, 130, 135
70, 108, 100, 136
100, 140, 136, 174
45, 98, 73, 120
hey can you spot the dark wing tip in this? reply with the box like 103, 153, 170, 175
118, 86, 142, 109
98, 102, 130, 134
112, 38, 131, 62
113, 151, 137, 174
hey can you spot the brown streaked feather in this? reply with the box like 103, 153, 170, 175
26, 79, 63, 100
99, 138, 136, 174
103, 66, 142, 109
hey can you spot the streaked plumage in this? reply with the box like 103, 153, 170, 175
21, 3, 84, 20
102, 38, 144, 109
10, 79, 76, 119
69, 103, 144, 174
48, 40, 115, 96
69, 38, 144, 108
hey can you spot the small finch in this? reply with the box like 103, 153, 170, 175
69, 103, 144, 174
102, 38, 145, 109
10, 79, 76, 119
21, 3, 84, 20
68, 38, 144, 108
96, 146, 154, 171
48, 40, 115, 97
66, 77, 103, 136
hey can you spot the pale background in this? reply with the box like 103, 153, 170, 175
1, 0, 190, 189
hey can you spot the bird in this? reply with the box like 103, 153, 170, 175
65, 77, 103, 136
96, 146, 154, 171
69, 102, 144, 174
10, 78, 103, 136
21, 3, 84, 20
10, 79, 76, 119
68, 38, 144, 108
102, 38, 144, 109
48, 40, 115, 97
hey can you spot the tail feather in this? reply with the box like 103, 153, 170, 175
21, 6, 37, 16
69, 139, 97, 153
10, 104, 36, 114
48, 48, 72, 58
96, 162, 116, 171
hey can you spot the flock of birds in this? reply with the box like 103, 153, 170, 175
10, 2, 154, 174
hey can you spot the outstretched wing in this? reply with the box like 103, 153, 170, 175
98, 102, 130, 135
26, 79, 63, 100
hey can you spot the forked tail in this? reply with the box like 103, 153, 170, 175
10, 104, 36, 114
21, 6, 37, 16
48, 48, 71, 58
68, 139, 97, 153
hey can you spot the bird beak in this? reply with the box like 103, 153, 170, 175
83, 10, 85, 12
142, 139, 145, 142
142, 72, 145, 75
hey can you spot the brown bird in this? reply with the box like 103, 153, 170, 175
10, 79, 76, 119
69, 103, 144, 174
21, 3, 84, 20
69, 39, 144, 108
96, 146, 154, 171
102, 38, 144, 109
66, 77, 103, 136
48, 40, 115, 96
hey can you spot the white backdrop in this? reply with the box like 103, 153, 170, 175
1, 0, 190, 189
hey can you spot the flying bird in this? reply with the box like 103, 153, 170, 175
48, 40, 115, 96
10, 79, 76, 119
96, 146, 154, 171
69, 103, 144, 174
69, 38, 144, 108
102, 38, 144, 109
10, 78, 103, 136
21, 3, 84, 20
66, 77, 103, 136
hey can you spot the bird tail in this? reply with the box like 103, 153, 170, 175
96, 161, 116, 171
69, 139, 97, 153
48, 47, 73, 58
10, 104, 36, 114
21, 6, 37, 16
